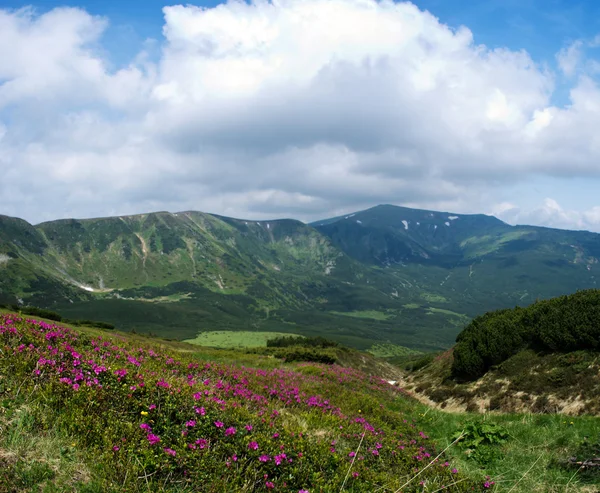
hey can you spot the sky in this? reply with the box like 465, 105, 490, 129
2, 1, 600, 231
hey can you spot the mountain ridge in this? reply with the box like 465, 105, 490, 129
1, 204, 599, 350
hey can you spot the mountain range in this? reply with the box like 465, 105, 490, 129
1, 204, 598, 350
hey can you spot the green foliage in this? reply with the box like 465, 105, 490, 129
15, 305, 63, 322
404, 352, 437, 372
453, 421, 509, 448
65, 319, 116, 330
1, 304, 115, 330
403, 401, 600, 493
452, 421, 509, 466
452, 289, 600, 380
367, 343, 422, 359
248, 346, 340, 364
273, 348, 337, 364
267, 335, 338, 348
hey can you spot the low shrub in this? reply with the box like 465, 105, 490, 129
16, 305, 63, 322
405, 353, 436, 372
452, 290, 600, 380
266, 335, 338, 348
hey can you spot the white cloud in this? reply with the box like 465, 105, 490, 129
0, 1, 600, 231
494, 198, 600, 232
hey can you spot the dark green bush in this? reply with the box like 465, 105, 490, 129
266, 335, 338, 348
452, 290, 600, 380
16, 306, 63, 322
404, 353, 436, 372
281, 349, 337, 364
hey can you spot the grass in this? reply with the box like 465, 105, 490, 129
367, 343, 423, 359
390, 398, 600, 493
426, 308, 469, 320
420, 293, 448, 303
183, 330, 303, 348
136, 293, 193, 303
328, 310, 394, 321
0, 405, 95, 492
459, 230, 531, 257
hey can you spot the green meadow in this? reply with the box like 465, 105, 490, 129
184, 330, 303, 348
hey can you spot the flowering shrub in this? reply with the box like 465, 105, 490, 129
0, 315, 489, 491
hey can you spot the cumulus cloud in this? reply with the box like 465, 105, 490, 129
0, 1, 600, 230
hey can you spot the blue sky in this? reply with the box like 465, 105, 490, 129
1, 0, 600, 230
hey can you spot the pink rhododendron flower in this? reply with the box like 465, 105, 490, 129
147, 434, 160, 445
195, 438, 208, 449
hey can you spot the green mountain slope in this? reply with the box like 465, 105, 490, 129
1, 204, 600, 350
0, 211, 419, 348
312, 204, 508, 265
313, 204, 599, 318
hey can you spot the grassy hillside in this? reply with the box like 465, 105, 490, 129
399, 290, 600, 415
2, 311, 600, 492
0, 311, 480, 492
